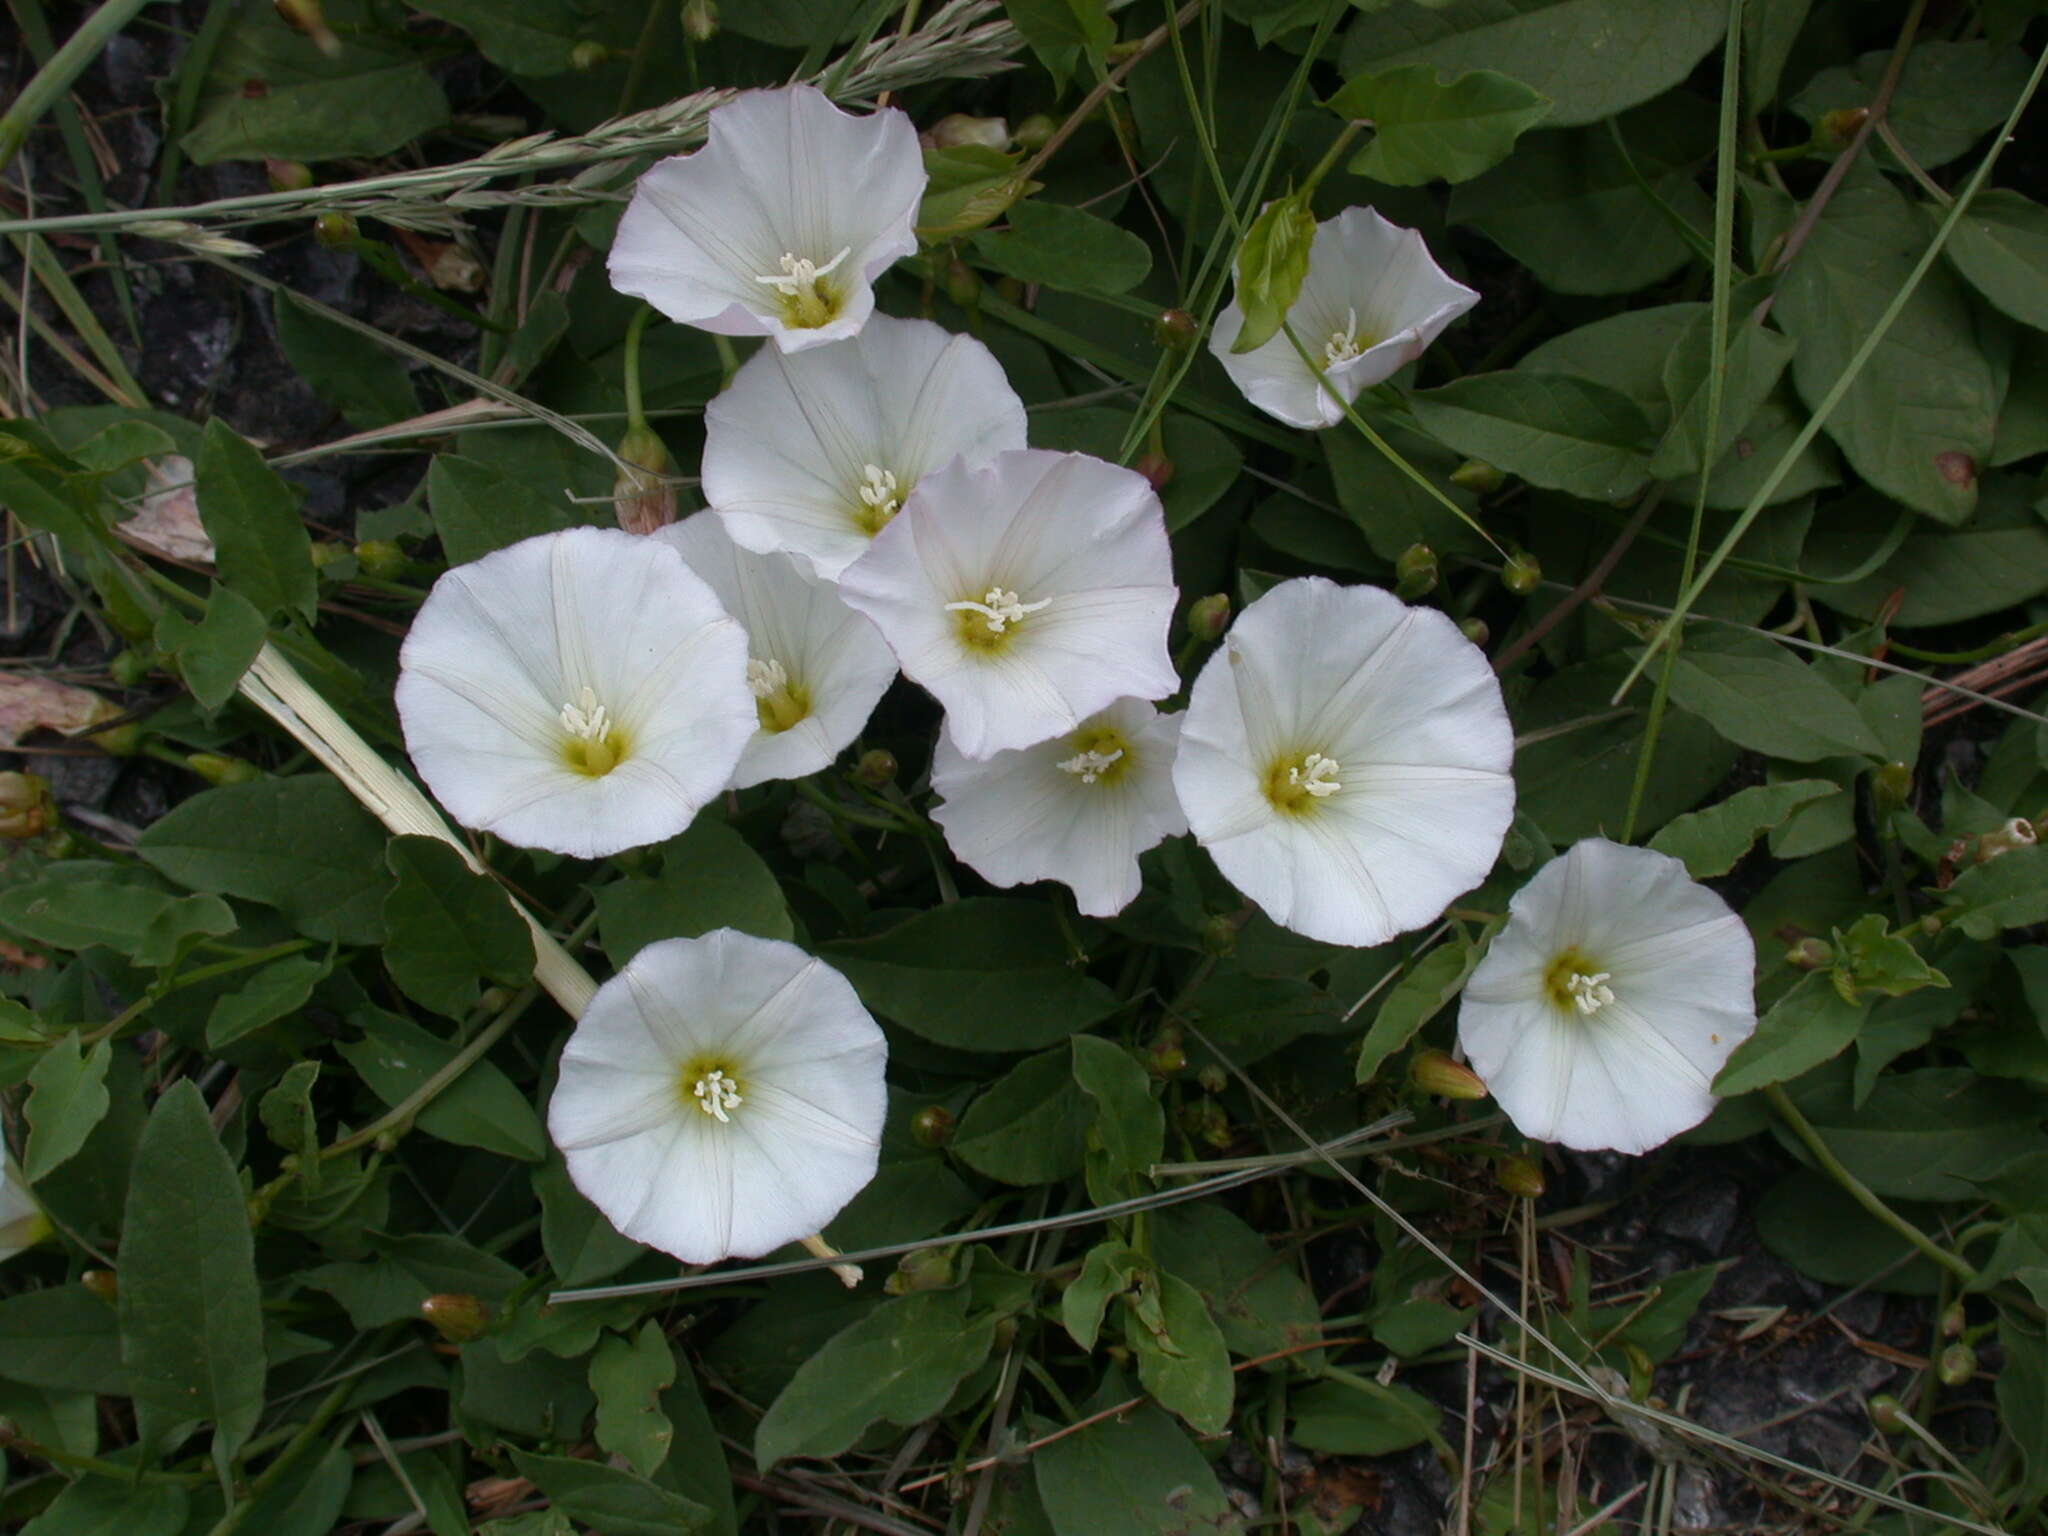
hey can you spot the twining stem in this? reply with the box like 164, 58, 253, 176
622, 304, 654, 432
205, 1363, 366, 1536
1765, 1084, 1976, 1284
0, 0, 155, 174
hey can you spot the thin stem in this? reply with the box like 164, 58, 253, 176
205, 1368, 363, 1536
622, 304, 654, 431
1301, 119, 1365, 197
0, 0, 155, 173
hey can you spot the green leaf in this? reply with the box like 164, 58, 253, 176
273, 292, 422, 430
1714, 972, 1867, 1096
1829, 913, 1944, 1003
754, 1287, 997, 1468
1780, 1066, 2040, 1202
1338, 0, 1726, 127
0, 1285, 129, 1393
974, 200, 1152, 294
1326, 64, 1551, 185
341, 1008, 546, 1162
596, 817, 791, 965
1755, 1167, 1941, 1295
1792, 40, 2033, 172
1070, 1035, 1163, 1178
1409, 372, 1654, 501
1941, 845, 2048, 939
820, 899, 1118, 1052
1650, 309, 1798, 479
428, 454, 607, 567
1356, 939, 1476, 1085
1126, 1272, 1234, 1435
119, 1080, 266, 1458
1773, 169, 1998, 524
1002, 0, 1113, 92
1648, 780, 1840, 878
258, 1060, 322, 1175
1998, 1317, 2048, 1508
207, 954, 328, 1048
1063, 1242, 1145, 1352
24, 1032, 112, 1181
1664, 644, 1888, 762
537, 1151, 643, 1286
140, 776, 395, 945
1945, 188, 2048, 332
1290, 1378, 1442, 1456
1813, 474, 2048, 627
410, 0, 589, 74
508, 1450, 711, 1536
1034, 1402, 1238, 1536
952, 1048, 1090, 1185
381, 836, 534, 1018
18, 1480, 188, 1536
156, 584, 267, 712
591, 1323, 676, 1478
916, 145, 1036, 240
1232, 192, 1318, 354
0, 874, 235, 963
194, 419, 318, 623
1152, 1202, 1323, 1363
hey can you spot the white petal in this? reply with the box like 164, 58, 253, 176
550, 929, 887, 1264
1211, 206, 1479, 431
397, 527, 756, 859
1458, 839, 1758, 1154
1173, 577, 1512, 948
704, 316, 1028, 578
658, 513, 897, 787
839, 449, 1179, 759
607, 85, 924, 353
0, 1160, 43, 1263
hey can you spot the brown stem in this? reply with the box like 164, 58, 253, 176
1493, 488, 1662, 673
1016, 0, 1203, 186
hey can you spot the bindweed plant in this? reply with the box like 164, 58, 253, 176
1, 1, 2048, 1533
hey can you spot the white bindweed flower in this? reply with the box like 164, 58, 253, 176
658, 512, 897, 789
396, 527, 755, 859
931, 698, 1186, 917
0, 1159, 46, 1263
608, 84, 925, 353
1173, 577, 1513, 948
1458, 839, 1758, 1155
702, 315, 1027, 579
548, 928, 887, 1263
837, 449, 1178, 760
1211, 207, 1479, 430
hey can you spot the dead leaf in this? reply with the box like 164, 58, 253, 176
117, 456, 215, 564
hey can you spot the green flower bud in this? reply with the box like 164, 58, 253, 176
570, 40, 610, 71
265, 159, 314, 192
0, 772, 53, 840
943, 256, 981, 308
613, 424, 676, 536
1501, 550, 1542, 597
1394, 543, 1437, 600
1867, 1394, 1906, 1434
1152, 308, 1198, 350
1870, 761, 1913, 816
1818, 106, 1869, 148
680, 0, 718, 42
80, 1269, 118, 1305
313, 211, 358, 249
853, 748, 898, 789
186, 753, 259, 787
1135, 451, 1174, 492
925, 114, 1010, 152
1196, 1064, 1227, 1095
1449, 459, 1504, 494
1185, 593, 1231, 643
420, 1293, 492, 1344
353, 539, 407, 580
885, 1246, 956, 1295
274, 0, 340, 55
1200, 913, 1238, 957
1496, 1154, 1545, 1199
1784, 936, 1835, 971
107, 648, 154, 688
1941, 1302, 1966, 1338
1012, 113, 1057, 151
911, 1104, 955, 1149
1938, 1342, 1976, 1387
1410, 1048, 1487, 1101
1459, 617, 1489, 649
309, 539, 350, 570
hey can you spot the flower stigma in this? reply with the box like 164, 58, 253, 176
854, 463, 902, 534
947, 586, 1052, 651
1263, 750, 1342, 813
691, 1067, 744, 1124
1543, 948, 1615, 1016
756, 246, 852, 329
559, 685, 624, 777
1324, 307, 1375, 367
746, 656, 811, 733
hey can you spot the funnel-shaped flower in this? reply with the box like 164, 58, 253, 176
397, 527, 755, 859
1211, 207, 1478, 430
1173, 577, 1513, 947
549, 928, 887, 1263
703, 315, 1027, 579
1458, 839, 1757, 1155
659, 512, 897, 789
0, 1159, 46, 1263
608, 84, 925, 353
838, 449, 1178, 760
931, 698, 1185, 917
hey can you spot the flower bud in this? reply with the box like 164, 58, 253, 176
265, 159, 313, 192
420, 1293, 492, 1344
313, 211, 358, 249
911, 1104, 955, 1149
1501, 550, 1542, 597
1942, 1302, 1967, 1339
1459, 617, 1490, 649
1135, 451, 1173, 492
924, 114, 1009, 152
1012, 113, 1057, 151
1818, 106, 1869, 147
680, 0, 718, 41
1411, 1048, 1488, 1101
1867, 1394, 1906, 1434
1449, 459, 1504, 494
81, 1269, 118, 1305
852, 748, 898, 789
612, 425, 677, 536
1145, 1032, 1187, 1079
108, 648, 154, 688
0, 773, 53, 839
1180, 1096, 1231, 1149
780, 798, 838, 860
1152, 308, 1198, 350
274, 0, 340, 55
1870, 761, 1913, 816
1784, 936, 1835, 971
79, 700, 140, 758
1196, 1064, 1227, 1095
1495, 1154, 1545, 1199
885, 1245, 956, 1295
1185, 593, 1231, 643
1975, 817, 2038, 863
309, 539, 350, 570
354, 539, 407, 579
187, 753, 260, 787
570, 40, 610, 70
1938, 1342, 1976, 1387
1200, 913, 1238, 957
1394, 542, 1437, 600
942, 256, 981, 308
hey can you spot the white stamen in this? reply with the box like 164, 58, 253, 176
746, 657, 791, 700
1057, 747, 1124, 784
945, 586, 1052, 635
1565, 970, 1615, 1017
1289, 752, 1342, 798
692, 1069, 743, 1123
559, 685, 612, 742
1325, 306, 1365, 367
755, 246, 852, 295
857, 463, 900, 513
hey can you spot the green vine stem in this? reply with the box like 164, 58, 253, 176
0, 0, 156, 174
